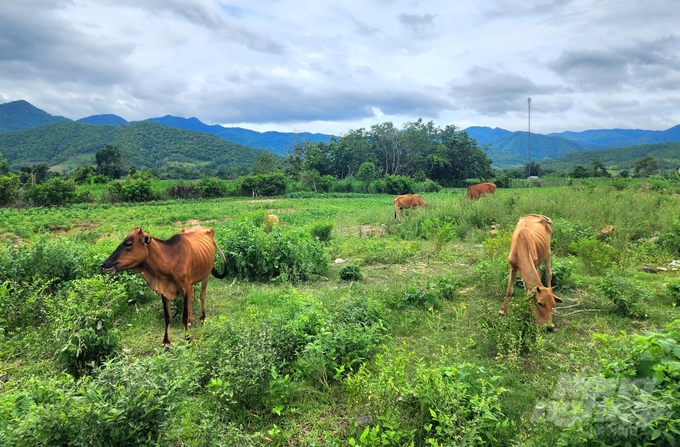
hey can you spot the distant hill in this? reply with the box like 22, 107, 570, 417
540, 141, 680, 173
77, 114, 128, 126
146, 115, 332, 156
464, 127, 600, 167
0, 121, 267, 175
548, 125, 680, 148
0, 100, 70, 132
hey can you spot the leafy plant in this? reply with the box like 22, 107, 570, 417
340, 264, 363, 281
310, 221, 334, 242
598, 273, 649, 318
480, 297, 541, 361
570, 238, 618, 274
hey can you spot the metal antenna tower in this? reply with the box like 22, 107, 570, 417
527, 97, 531, 178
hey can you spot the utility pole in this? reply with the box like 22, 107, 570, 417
527, 97, 531, 178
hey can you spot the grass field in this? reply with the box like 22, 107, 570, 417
1, 182, 680, 446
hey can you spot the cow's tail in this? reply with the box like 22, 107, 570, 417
212, 242, 228, 279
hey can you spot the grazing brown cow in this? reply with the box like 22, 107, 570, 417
465, 182, 497, 200
100, 226, 227, 346
394, 194, 427, 221
264, 214, 280, 233
499, 214, 563, 331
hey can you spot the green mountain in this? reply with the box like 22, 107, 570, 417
0, 121, 267, 174
540, 141, 680, 172
146, 115, 332, 155
77, 114, 128, 126
0, 100, 70, 132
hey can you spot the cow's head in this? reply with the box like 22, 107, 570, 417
99, 227, 152, 274
531, 286, 563, 331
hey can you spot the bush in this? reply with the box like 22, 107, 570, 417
0, 239, 99, 330
219, 221, 329, 283
598, 273, 649, 318
660, 220, 680, 256
0, 348, 201, 447
667, 279, 680, 304
555, 321, 680, 446
310, 221, 333, 242
383, 175, 414, 195
25, 177, 78, 206
570, 238, 618, 274
480, 297, 541, 361
199, 176, 227, 198
200, 317, 283, 413
108, 177, 156, 202
340, 264, 363, 281
346, 346, 509, 447
52, 278, 125, 377
0, 174, 20, 206
419, 179, 442, 192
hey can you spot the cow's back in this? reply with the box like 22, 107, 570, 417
508, 214, 552, 267
178, 226, 217, 283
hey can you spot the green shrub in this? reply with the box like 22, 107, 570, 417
480, 298, 541, 361
383, 174, 414, 195
548, 258, 573, 288
598, 273, 649, 318
200, 316, 283, 413
310, 221, 333, 242
108, 177, 156, 202
402, 284, 442, 310
25, 177, 78, 206
0, 174, 20, 206
667, 279, 680, 304
555, 321, 680, 446
52, 278, 125, 377
297, 295, 388, 384
419, 179, 442, 192
340, 264, 363, 281
551, 219, 592, 256
199, 176, 227, 198
660, 220, 680, 256
570, 238, 618, 274
347, 346, 509, 447
0, 348, 201, 447
0, 239, 99, 330
219, 221, 328, 283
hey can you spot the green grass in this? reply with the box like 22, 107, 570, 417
1, 184, 680, 446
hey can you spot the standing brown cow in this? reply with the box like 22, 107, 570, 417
264, 214, 280, 233
100, 225, 227, 346
394, 194, 427, 221
499, 214, 563, 331
465, 182, 496, 200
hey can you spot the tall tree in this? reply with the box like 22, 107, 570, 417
633, 155, 661, 177
96, 145, 127, 179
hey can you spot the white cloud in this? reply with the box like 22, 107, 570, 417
1, 0, 679, 134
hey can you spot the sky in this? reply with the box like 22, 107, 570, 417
2, 0, 680, 136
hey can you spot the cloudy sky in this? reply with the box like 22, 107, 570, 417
2, 0, 680, 136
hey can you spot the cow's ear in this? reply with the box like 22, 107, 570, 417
142, 235, 151, 246
137, 227, 144, 234
536, 286, 542, 293
554, 295, 563, 303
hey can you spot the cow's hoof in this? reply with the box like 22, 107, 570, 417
498, 310, 506, 316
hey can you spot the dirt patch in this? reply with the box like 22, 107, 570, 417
338, 224, 387, 238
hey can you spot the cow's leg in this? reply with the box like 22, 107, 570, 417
162, 296, 172, 347
198, 278, 208, 324
500, 264, 518, 316
183, 286, 195, 338
544, 257, 553, 288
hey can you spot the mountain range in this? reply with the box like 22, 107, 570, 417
1, 99, 680, 171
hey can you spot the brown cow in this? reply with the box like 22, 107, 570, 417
264, 214, 280, 233
499, 214, 563, 331
465, 182, 496, 200
100, 225, 227, 346
394, 194, 427, 221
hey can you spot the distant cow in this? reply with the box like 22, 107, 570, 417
264, 214, 280, 233
394, 194, 427, 221
100, 226, 227, 346
465, 182, 496, 200
499, 214, 563, 331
